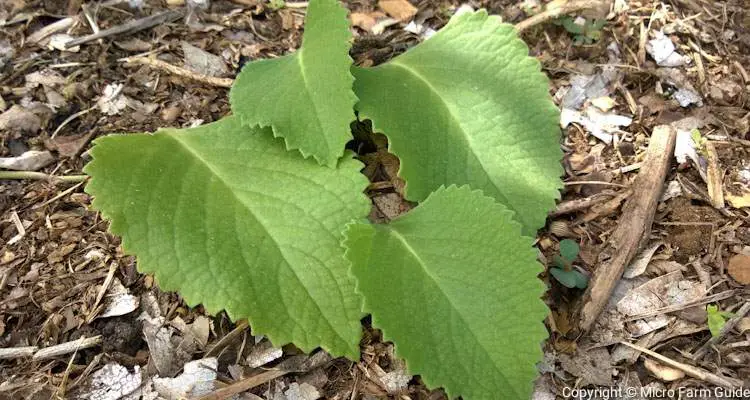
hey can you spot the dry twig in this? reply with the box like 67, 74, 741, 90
619, 341, 744, 388
0, 171, 88, 183
65, 9, 184, 48
198, 354, 329, 400
515, 0, 604, 32
705, 142, 725, 209
125, 57, 233, 88
0, 346, 37, 360
0, 336, 102, 360
205, 320, 249, 358
550, 192, 616, 217
575, 125, 676, 333
32, 336, 102, 360
197, 369, 288, 400
625, 290, 738, 321
27, 17, 77, 43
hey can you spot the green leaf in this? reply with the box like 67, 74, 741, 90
345, 186, 548, 399
550, 267, 576, 288
230, 0, 356, 166
573, 270, 589, 289
706, 305, 733, 337
559, 239, 579, 263
559, 16, 585, 35
352, 10, 562, 235
84, 116, 370, 358
550, 268, 588, 289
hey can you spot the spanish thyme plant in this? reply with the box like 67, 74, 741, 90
84, 1, 563, 398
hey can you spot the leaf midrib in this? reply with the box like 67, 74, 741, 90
294, 49, 332, 158
384, 60, 518, 218
387, 227, 517, 396
164, 131, 350, 349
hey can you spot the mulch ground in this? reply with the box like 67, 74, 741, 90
1, 0, 749, 399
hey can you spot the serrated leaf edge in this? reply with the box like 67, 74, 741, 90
353, 9, 563, 232
229, 0, 358, 167
343, 185, 549, 399
85, 122, 371, 359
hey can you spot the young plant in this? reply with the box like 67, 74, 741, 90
268, 0, 286, 10
707, 304, 734, 337
83, 1, 562, 398
691, 128, 707, 155
556, 16, 605, 45
550, 239, 588, 289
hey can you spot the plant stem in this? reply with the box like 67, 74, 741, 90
515, 0, 602, 33
0, 171, 89, 183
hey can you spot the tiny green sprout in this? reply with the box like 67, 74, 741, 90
556, 16, 605, 45
707, 304, 735, 337
520, 0, 542, 16
551, 239, 588, 289
268, 0, 285, 10
437, 5, 454, 18
691, 129, 707, 155
558, 238, 579, 264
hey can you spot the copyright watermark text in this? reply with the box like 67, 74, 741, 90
562, 386, 750, 399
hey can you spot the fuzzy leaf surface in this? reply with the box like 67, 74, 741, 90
559, 239, 579, 262
84, 116, 370, 358
345, 185, 548, 399
353, 10, 562, 234
230, 0, 356, 166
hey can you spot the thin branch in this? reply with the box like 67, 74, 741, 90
625, 290, 738, 321
0, 171, 89, 183
575, 126, 676, 333
33, 336, 102, 360
563, 181, 628, 188
65, 9, 185, 48
197, 369, 288, 400
125, 57, 233, 88
51, 106, 96, 139
0, 346, 38, 359
515, 0, 603, 33
550, 192, 616, 216
619, 341, 744, 388
0, 336, 102, 360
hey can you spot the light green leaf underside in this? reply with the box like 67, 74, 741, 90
345, 186, 548, 400
230, 0, 357, 167
352, 10, 563, 235
84, 116, 370, 358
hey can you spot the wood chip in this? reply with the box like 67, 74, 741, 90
727, 254, 750, 285
378, 0, 417, 23
705, 142, 725, 208
349, 13, 378, 32
643, 358, 685, 381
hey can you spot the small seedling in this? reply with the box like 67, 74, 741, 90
707, 304, 734, 337
268, 0, 285, 10
520, 0, 542, 15
691, 128, 707, 155
550, 239, 589, 289
556, 16, 605, 45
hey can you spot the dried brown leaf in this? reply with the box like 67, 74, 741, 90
728, 254, 750, 285
378, 0, 417, 22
